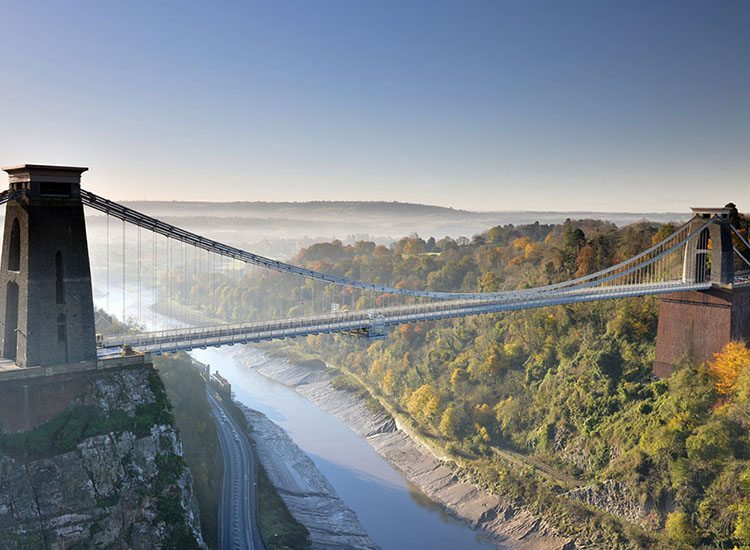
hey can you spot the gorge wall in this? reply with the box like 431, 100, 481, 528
0, 364, 206, 549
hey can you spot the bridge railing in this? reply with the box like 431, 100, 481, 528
100, 277, 708, 349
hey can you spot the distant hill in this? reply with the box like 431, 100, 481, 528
81, 200, 690, 260
114, 200, 687, 231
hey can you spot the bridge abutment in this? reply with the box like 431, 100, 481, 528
654, 285, 750, 377
0, 355, 152, 433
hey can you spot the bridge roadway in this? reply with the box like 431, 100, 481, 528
208, 390, 265, 550
101, 280, 713, 354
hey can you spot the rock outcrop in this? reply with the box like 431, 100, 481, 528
0, 367, 206, 549
565, 480, 654, 529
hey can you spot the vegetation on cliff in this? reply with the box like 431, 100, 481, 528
97, 311, 223, 547
256, 461, 312, 550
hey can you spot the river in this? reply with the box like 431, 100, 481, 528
96, 285, 499, 550
194, 346, 497, 550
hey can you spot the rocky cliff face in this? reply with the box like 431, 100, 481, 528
564, 480, 657, 529
0, 367, 206, 549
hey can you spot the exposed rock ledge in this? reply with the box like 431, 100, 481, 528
565, 480, 654, 528
238, 404, 379, 550
0, 368, 205, 550
223, 347, 573, 550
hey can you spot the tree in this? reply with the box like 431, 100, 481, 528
685, 421, 731, 463
734, 499, 750, 544
708, 342, 750, 396
574, 244, 596, 277
652, 222, 677, 246
487, 225, 508, 245
726, 202, 742, 228
403, 237, 426, 256
381, 369, 396, 396
440, 406, 458, 438
562, 223, 586, 273
486, 345, 511, 377
495, 396, 524, 438
353, 241, 376, 257
665, 511, 699, 548
425, 395, 441, 422
407, 384, 439, 423
478, 272, 501, 293
592, 344, 623, 384
474, 424, 491, 443
474, 403, 493, 426
450, 367, 469, 397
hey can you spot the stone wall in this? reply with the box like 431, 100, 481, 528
654, 285, 750, 377
0, 356, 151, 434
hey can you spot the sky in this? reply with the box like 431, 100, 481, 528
0, 0, 747, 212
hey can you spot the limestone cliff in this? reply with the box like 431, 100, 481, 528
564, 480, 658, 530
0, 367, 206, 549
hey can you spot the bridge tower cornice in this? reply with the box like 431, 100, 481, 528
690, 207, 731, 219
2, 164, 88, 204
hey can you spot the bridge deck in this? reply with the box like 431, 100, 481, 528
101, 280, 712, 354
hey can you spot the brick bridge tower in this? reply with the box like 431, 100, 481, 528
654, 207, 750, 377
0, 165, 97, 367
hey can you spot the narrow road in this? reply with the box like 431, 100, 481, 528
208, 390, 266, 550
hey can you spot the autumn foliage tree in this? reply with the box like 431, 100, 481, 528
407, 384, 440, 424
708, 341, 750, 396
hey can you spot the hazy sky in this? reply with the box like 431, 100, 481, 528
0, 1, 747, 212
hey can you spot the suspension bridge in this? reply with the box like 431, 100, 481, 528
0, 165, 748, 373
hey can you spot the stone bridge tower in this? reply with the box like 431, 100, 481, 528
0, 165, 97, 367
654, 207, 750, 377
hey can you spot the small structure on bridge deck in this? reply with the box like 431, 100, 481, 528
0, 165, 98, 368
654, 207, 750, 377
